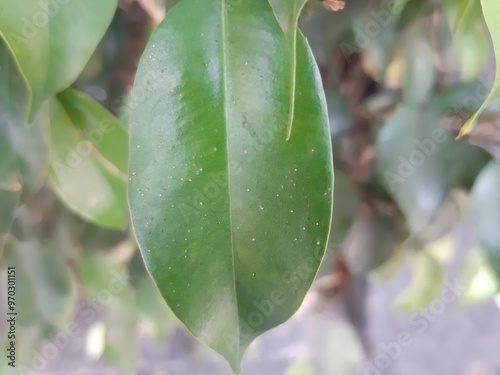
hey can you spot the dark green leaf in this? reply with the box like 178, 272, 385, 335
129, 0, 333, 369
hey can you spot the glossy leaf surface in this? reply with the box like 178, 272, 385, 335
129, 0, 333, 369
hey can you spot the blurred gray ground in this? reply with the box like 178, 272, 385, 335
40, 218, 500, 375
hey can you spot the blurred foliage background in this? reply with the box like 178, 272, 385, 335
1, 0, 500, 374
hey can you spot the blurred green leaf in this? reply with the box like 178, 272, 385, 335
403, 31, 436, 107
329, 169, 359, 247
0, 40, 47, 243
0, 124, 21, 244
459, 0, 500, 136
0, 326, 45, 374
394, 250, 444, 312
285, 359, 314, 375
104, 287, 137, 375
429, 84, 492, 189
396, 0, 433, 31
312, 314, 364, 375
448, 140, 492, 190
375, 106, 453, 234
456, 28, 489, 82
428, 81, 482, 117
374, 246, 406, 280
392, 0, 411, 15
443, 0, 489, 81
0, 0, 118, 119
453, 0, 474, 32
458, 248, 499, 305
344, 205, 396, 274
137, 276, 175, 340
471, 161, 500, 279
57, 89, 129, 174
48, 92, 128, 230
0, 191, 20, 248
80, 249, 136, 374
1, 239, 77, 328
325, 89, 351, 141
129, 1, 333, 370
317, 169, 359, 278
404, 197, 460, 245
80, 251, 128, 300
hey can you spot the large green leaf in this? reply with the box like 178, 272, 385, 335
0, 0, 117, 119
459, 0, 500, 136
268, 0, 308, 140
471, 161, 500, 279
129, 0, 333, 370
48, 91, 128, 229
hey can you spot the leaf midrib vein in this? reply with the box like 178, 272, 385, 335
220, 0, 240, 359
